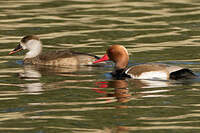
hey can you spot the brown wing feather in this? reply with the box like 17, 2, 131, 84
127, 64, 169, 77
38, 50, 99, 61
38, 50, 74, 61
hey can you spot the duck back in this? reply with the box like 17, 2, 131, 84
24, 50, 98, 66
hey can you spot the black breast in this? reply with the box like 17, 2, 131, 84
112, 69, 131, 80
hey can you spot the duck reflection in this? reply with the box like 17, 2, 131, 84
19, 64, 98, 93
93, 78, 177, 104
19, 65, 42, 94
94, 80, 132, 103
102, 126, 129, 133
92, 79, 176, 133
19, 65, 42, 79
128, 79, 171, 89
108, 80, 131, 103
20, 64, 93, 76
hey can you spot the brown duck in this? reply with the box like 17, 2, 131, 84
9, 35, 100, 66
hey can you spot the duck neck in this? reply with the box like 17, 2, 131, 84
25, 47, 42, 59
115, 60, 127, 70
113, 60, 129, 79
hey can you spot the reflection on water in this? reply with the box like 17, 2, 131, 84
1, 0, 200, 132
94, 80, 132, 104
1, 66, 200, 133
18, 64, 101, 93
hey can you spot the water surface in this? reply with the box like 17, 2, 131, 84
1, 0, 200, 132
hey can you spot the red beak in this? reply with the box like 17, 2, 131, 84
9, 44, 23, 55
93, 54, 109, 64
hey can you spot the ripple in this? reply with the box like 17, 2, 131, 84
137, 113, 200, 120
1, 0, 200, 132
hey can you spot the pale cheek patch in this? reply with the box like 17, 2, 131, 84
21, 43, 26, 49
128, 71, 168, 80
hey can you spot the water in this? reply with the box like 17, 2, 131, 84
1, 0, 200, 132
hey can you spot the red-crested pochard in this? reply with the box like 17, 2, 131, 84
9, 35, 100, 66
93, 45, 197, 80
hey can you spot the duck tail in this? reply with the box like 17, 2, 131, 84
170, 68, 197, 80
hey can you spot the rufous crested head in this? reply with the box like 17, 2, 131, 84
107, 45, 129, 69
93, 44, 129, 69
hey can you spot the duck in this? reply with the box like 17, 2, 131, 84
9, 35, 100, 66
93, 45, 197, 80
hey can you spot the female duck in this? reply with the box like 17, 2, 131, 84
93, 45, 197, 80
9, 35, 100, 66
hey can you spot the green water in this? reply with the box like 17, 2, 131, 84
1, 0, 200, 132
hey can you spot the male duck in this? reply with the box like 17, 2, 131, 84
93, 45, 197, 80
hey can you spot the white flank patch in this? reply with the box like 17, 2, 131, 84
127, 71, 168, 80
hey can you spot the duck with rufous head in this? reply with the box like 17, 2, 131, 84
9, 35, 101, 66
93, 45, 197, 80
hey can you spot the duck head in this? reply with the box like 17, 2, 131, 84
9, 35, 42, 59
93, 45, 129, 69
